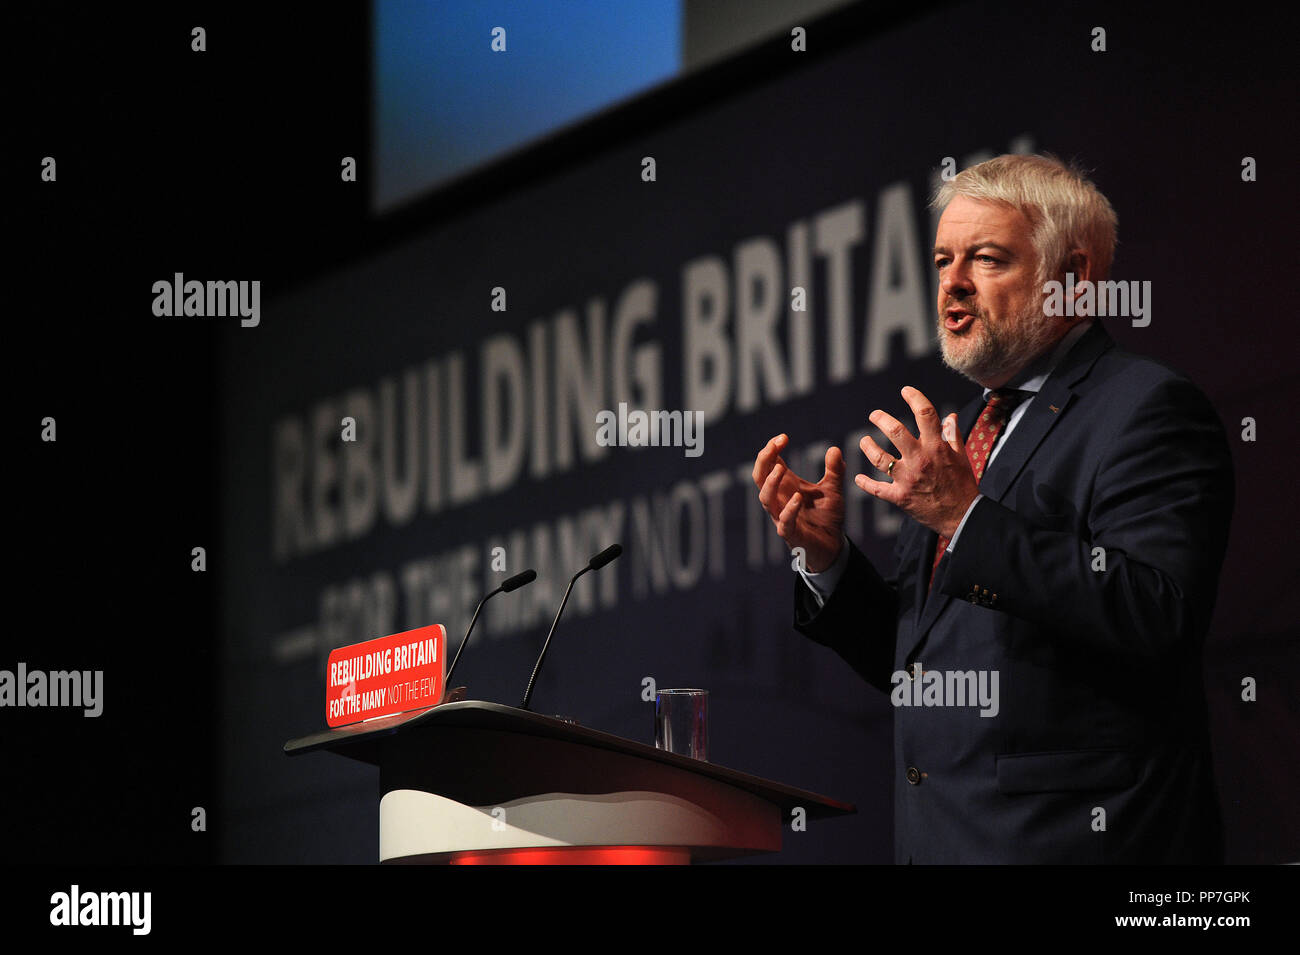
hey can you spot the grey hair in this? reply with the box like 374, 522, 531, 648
930, 153, 1118, 284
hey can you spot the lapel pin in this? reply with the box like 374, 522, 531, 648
1049, 404, 1060, 413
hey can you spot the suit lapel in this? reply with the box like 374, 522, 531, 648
976, 380, 1074, 504
900, 322, 1114, 666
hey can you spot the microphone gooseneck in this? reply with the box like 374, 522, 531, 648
446, 569, 537, 686
520, 545, 623, 711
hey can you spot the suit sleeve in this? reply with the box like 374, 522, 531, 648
792, 534, 902, 694
940, 375, 1234, 659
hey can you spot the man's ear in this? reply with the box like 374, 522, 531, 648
1063, 248, 1095, 285
1062, 249, 1095, 316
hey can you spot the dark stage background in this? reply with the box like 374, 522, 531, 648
13, 1, 1298, 866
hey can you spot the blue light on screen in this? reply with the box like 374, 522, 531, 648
374, 0, 682, 211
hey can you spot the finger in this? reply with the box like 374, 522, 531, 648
820, 445, 845, 484
752, 434, 782, 488
867, 409, 919, 457
752, 433, 788, 489
758, 460, 788, 515
859, 434, 895, 473
900, 386, 942, 444
854, 473, 897, 501
775, 490, 802, 537
942, 413, 962, 454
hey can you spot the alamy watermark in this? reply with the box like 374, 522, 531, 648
152, 273, 260, 327
595, 402, 704, 458
890, 662, 999, 717
0, 663, 103, 717
1043, 272, 1150, 327
50, 885, 150, 935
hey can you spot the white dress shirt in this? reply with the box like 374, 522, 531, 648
798, 320, 1094, 608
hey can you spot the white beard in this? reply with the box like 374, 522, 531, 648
937, 300, 1060, 386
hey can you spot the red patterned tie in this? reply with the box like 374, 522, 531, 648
928, 389, 1026, 590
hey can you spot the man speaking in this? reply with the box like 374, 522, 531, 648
752, 154, 1233, 863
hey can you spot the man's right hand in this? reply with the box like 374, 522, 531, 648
752, 434, 846, 573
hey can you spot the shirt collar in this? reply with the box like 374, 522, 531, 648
981, 319, 1094, 401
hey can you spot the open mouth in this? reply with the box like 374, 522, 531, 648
945, 310, 975, 332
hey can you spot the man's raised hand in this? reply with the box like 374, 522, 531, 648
856, 386, 979, 539
752, 434, 846, 573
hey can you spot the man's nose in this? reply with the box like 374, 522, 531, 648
940, 261, 974, 297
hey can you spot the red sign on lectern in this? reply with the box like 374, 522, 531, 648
325, 625, 446, 727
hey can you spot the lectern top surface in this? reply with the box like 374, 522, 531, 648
284, 700, 854, 818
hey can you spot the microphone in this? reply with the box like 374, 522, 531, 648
500, 568, 537, 592
520, 544, 623, 711
446, 569, 537, 687
587, 544, 622, 570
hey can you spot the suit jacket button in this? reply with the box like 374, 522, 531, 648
906, 766, 921, 785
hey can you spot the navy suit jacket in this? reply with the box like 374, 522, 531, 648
795, 322, 1233, 863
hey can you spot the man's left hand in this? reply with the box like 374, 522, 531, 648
857, 386, 979, 539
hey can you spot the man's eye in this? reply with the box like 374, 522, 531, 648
934, 256, 998, 269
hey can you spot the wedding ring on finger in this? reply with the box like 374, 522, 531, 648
886, 457, 896, 476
